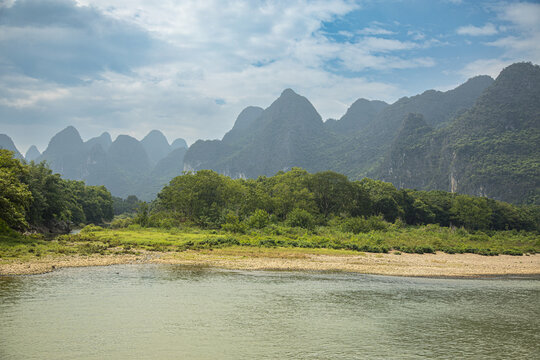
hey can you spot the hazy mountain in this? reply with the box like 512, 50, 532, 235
377, 62, 540, 204
25, 145, 41, 162
141, 130, 171, 165
90, 135, 152, 198
0, 134, 23, 160
185, 75, 495, 181
185, 89, 330, 177
38, 126, 87, 180
138, 147, 188, 200
31, 126, 188, 200
5, 62, 535, 204
222, 106, 264, 145
171, 138, 188, 150
85, 132, 112, 152
325, 99, 388, 134
324, 74, 494, 179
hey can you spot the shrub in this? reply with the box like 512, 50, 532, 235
247, 209, 271, 229
286, 208, 315, 230
110, 217, 133, 229
221, 212, 247, 233
80, 224, 104, 233
341, 215, 390, 234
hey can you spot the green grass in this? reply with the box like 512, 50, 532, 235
1, 224, 538, 263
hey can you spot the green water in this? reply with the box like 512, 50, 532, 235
1, 265, 539, 359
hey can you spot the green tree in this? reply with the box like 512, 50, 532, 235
450, 195, 492, 230
0, 150, 32, 230
308, 171, 354, 217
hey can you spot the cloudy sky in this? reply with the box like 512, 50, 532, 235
1, 0, 539, 153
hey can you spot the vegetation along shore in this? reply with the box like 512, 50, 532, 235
1, 150, 539, 276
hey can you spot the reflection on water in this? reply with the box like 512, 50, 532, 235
1, 265, 539, 359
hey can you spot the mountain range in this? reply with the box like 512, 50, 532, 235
1, 127, 187, 200
1, 62, 538, 204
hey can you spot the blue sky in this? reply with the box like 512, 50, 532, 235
1, 0, 539, 153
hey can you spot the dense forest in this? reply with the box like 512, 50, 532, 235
0, 149, 113, 232
135, 168, 539, 233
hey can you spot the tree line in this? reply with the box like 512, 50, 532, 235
154, 168, 539, 232
0, 150, 113, 232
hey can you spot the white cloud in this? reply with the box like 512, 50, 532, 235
459, 2, 540, 81
357, 27, 395, 35
1, 0, 443, 151
407, 30, 425, 40
498, 2, 540, 31
457, 23, 498, 36
458, 58, 511, 79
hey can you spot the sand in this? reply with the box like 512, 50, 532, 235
1, 249, 539, 277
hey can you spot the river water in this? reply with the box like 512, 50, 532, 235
1, 265, 539, 359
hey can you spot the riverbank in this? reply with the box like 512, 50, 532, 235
1, 248, 539, 277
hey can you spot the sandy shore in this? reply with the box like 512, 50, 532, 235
1, 249, 539, 277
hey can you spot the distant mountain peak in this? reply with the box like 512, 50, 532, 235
86, 131, 113, 152
141, 130, 171, 165
114, 134, 138, 144
451, 75, 494, 95
25, 145, 41, 162
99, 132, 112, 140
498, 62, 539, 79
0, 134, 23, 159
327, 98, 388, 134
280, 88, 298, 97
61, 125, 80, 137
143, 129, 168, 141
171, 138, 188, 150
46, 126, 84, 151
222, 106, 264, 144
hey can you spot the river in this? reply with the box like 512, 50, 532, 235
1, 265, 539, 359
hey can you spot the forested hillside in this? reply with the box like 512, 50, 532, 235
378, 62, 540, 204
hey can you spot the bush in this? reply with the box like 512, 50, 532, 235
221, 212, 247, 233
247, 209, 271, 229
286, 208, 315, 230
110, 217, 133, 229
341, 215, 389, 234
80, 224, 104, 233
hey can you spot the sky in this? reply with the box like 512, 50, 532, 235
1, 0, 539, 153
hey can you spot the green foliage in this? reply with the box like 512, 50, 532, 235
80, 224, 104, 233
158, 170, 244, 227
113, 195, 141, 215
0, 152, 113, 232
247, 209, 271, 229
377, 63, 540, 205
155, 168, 538, 233
450, 195, 492, 230
0, 150, 32, 230
134, 202, 150, 227
109, 216, 133, 229
221, 212, 247, 233
341, 215, 390, 234
286, 208, 315, 230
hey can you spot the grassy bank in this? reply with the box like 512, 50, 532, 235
1, 224, 538, 263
